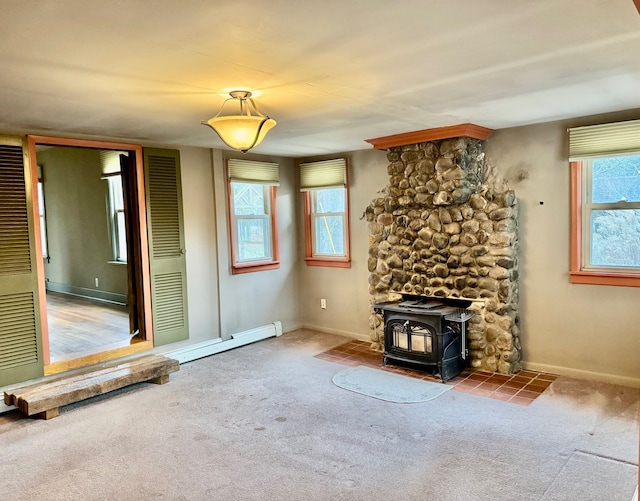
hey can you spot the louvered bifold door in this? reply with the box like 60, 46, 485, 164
0, 138, 44, 386
143, 148, 189, 346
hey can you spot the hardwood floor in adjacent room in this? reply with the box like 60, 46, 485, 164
46, 291, 133, 361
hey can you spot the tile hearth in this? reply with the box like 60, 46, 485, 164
316, 340, 558, 406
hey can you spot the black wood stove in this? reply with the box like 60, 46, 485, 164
373, 294, 474, 382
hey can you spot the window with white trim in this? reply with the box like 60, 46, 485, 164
106, 173, 127, 262
300, 158, 350, 268
227, 159, 280, 274
36, 164, 49, 259
569, 119, 640, 286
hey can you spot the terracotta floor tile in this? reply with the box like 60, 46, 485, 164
527, 378, 552, 388
452, 385, 475, 394
515, 389, 540, 400
489, 392, 512, 401
469, 387, 495, 397
523, 384, 547, 394
478, 381, 502, 391
314, 341, 558, 405
509, 395, 535, 406
455, 379, 482, 389
503, 380, 524, 389
493, 386, 520, 396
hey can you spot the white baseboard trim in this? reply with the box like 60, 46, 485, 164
283, 322, 303, 333
165, 321, 282, 364
300, 323, 371, 342
523, 361, 640, 388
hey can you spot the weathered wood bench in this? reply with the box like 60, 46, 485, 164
3, 354, 179, 420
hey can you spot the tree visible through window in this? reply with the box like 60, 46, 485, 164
226, 158, 280, 274
569, 118, 640, 287
300, 158, 350, 268
311, 187, 346, 256
586, 154, 640, 269
231, 182, 272, 262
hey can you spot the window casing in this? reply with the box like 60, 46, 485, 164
300, 159, 350, 268
226, 159, 279, 274
569, 119, 640, 287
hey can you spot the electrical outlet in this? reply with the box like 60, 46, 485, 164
95, 277, 99, 288
321, 298, 326, 309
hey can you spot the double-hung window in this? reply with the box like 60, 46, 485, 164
569, 119, 640, 287
36, 164, 49, 259
300, 158, 350, 268
227, 159, 280, 274
101, 150, 128, 263
106, 173, 127, 262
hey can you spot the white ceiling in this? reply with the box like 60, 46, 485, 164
1, 0, 640, 157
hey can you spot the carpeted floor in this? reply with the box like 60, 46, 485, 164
0, 329, 638, 501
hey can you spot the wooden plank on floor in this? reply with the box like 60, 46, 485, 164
4, 355, 179, 418
5, 354, 171, 405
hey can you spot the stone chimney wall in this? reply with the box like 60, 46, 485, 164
365, 137, 522, 374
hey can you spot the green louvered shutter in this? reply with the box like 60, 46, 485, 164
143, 148, 189, 346
0, 138, 44, 386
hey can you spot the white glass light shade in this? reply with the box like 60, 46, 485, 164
203, 115, 277, 153
202, 90, 277, 153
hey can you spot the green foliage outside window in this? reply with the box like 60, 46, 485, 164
232, 182, 271, 261
588, 155, 640, 268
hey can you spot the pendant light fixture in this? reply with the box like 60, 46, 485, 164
201, 90, 277, 153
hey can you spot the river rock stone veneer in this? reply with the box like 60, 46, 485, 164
366, 137, 521, 374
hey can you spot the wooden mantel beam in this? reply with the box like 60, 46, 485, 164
365, 123, 494, 150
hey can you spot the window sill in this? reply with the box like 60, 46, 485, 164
108, 260, 127, 265
232, 261, 280, 275
569, 271, 640, 287
305, 257, 351, 268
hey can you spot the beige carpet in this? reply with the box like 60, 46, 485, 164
0, 329, 638, 501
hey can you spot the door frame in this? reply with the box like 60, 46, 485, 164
27, 135, 154, 374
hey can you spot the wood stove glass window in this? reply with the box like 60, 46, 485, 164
391, 321, 433, 353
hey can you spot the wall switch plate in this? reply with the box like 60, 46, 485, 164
321, 298, 326, 309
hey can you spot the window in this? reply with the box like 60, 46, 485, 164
106, 174, 127, 262
227, 159, 279, 274
300, 158, 350, 267
36, 165, 49, 259
569, 119, 640, 287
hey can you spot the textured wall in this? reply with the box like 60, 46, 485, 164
366, 137, 521, 374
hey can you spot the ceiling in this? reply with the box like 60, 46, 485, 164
1, 0, 640, 157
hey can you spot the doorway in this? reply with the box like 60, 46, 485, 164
27, 136, 153, 375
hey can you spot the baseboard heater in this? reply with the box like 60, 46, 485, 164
164, 321, 283, 364
0, 322, 283, 415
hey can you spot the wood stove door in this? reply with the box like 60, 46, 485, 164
384, 314, 440, 366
